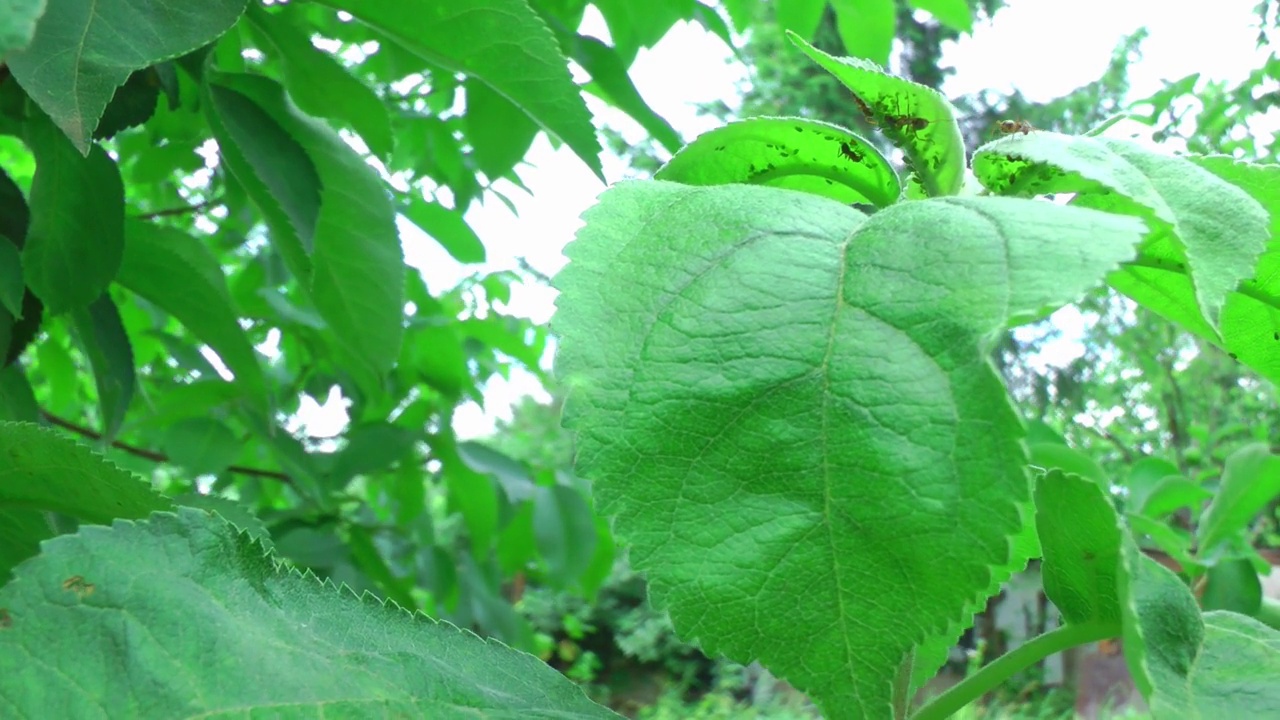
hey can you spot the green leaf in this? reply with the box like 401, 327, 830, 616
68, 293, 134, 442
1201, 558, 1262, 615
401, 196, 486, 264
0, 364, 38, 422
216, 74, 405, 391
6, 0, 247, 151
1027, 442, 1107, 484
331, 421, 417, 482
0, 507, 620, 718
21, 117, 124, 314
555, 181, 1147, 715
972, 136, 1269, 331
789, 32, 967, 197
245, 4, 394, 160
0, 0, 45, 60
204, 81, 321, 272
458, 441, 537, 503
775, 0, 826, 40
1139, 476, 1212, 519
0, 235, 22, 318
117, 220, 269, 406
533, 484, 597, 587
1198, 443, 1280, 556
318, 0, 604, 180
568, 35, 683, 155
1035, 470, 1123, 627
92, 67, 160, 141
830, 0, 895, 67
435, 430, 500, 554
170, 492, 273, 552
1119, 539, 1280, 715
0, 421, 172, 581
463, 77, 541, 181
907, 0, 973, 32
161, 417, 241, 476
655, 117, 900, 207
1124, 456, 1182, 513
1125, 512, 1195, 571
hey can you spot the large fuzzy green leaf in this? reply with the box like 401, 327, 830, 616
554, 181, 1146, 717
0, 507, 619, 718
6, 0, 247, 151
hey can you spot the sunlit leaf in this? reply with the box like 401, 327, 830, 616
1035, 470, 1123, 627
908, 0, 974, 32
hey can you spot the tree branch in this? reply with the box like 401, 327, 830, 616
40, 409, 293, 484
133, 196, 224, 220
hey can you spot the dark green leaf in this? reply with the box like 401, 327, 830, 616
0, 164, 29, 247
331, 421, 418, 482
0, 508, 619, 718
533, 484, 597, 587
318, 0, 604, 180
68, 293, 134, 442
0, 235, 22, 317
463, 77, 540, 180
7, 0, 248, 151
92, 67, 160, 141
0, 364, 37, 421
161, 417, 241, 476
458, 441, 537, 503
21, 117, 124, 313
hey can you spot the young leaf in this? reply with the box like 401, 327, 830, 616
0, 421, 172, 581
554, 181, 1146, 716
68, 293, 135, 442
0, 507, 619, 718
972, 133, 1269, 331
1197, 443, 1280, 557
655, 117, 900, 208
21, 117, 124, 314
1119, 539, 1280, 715
6, 0, 248, 151
788, 32, 967, 197
117, 220, 269, 407
210, 73, 406, 393
245, 4, 394, 160
317, 0, 604, 180
1035, 470, 1124, 628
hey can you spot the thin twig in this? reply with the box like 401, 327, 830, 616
133, 196, 224, 220
40, 409, 293, 484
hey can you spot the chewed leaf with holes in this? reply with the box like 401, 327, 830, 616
972, 134, 1269, 335
656, 118, 899, 208
554, 181, 1147, 717
788, 32, 965, 197
0, 507, 618, 718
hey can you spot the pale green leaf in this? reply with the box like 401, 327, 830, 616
908, 0, 973, 32
117, 220, 268, 406
1035, 470, 1123, 627
7, 0, 248, 151
656, 117, 900, 207
0, 0, 45, 60
0, 507, 620, 718
21, 117, 124, 314
401, 196, 486, 264
555, 181, 1147, 715
775, 0, 826, 40
1198, 443, 1280, 556
317, 0, 603, 180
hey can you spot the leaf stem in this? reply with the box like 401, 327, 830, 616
910, 622, 1117, 720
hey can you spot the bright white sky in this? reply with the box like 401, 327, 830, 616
297, 0, 1271, 439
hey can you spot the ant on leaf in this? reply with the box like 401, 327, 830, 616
996, 119, 1035, 136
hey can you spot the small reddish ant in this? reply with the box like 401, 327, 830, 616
996, 119, 1034, 135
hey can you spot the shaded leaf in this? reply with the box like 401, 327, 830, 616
1139, 477, 1212, 519
1198, 443, 1280, 557
117, 220, 268, 406
555, 181, 1146, 715
331, 421, 417, 482
162, 417, 241, 476
318, 0, 603, 180
246, 4, 394, 160
7, 0, 247, 151
458, 441, 537, 503
92, 67, 160, 141
1201, 558, 1262, 615
21, 117, 124, 313
568, 35, 682, 154
655, 117, 899, 207
775, 0, 826, 40
68, 293, 134, 442
533, 484, 597, 587
0, 364, 37, 422
0, 235, 22, 318
0, 508, 619, 718
0, 421, 172, 581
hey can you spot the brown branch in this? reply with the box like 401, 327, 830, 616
40, 409, 293, 484
133, 196, 224, 220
